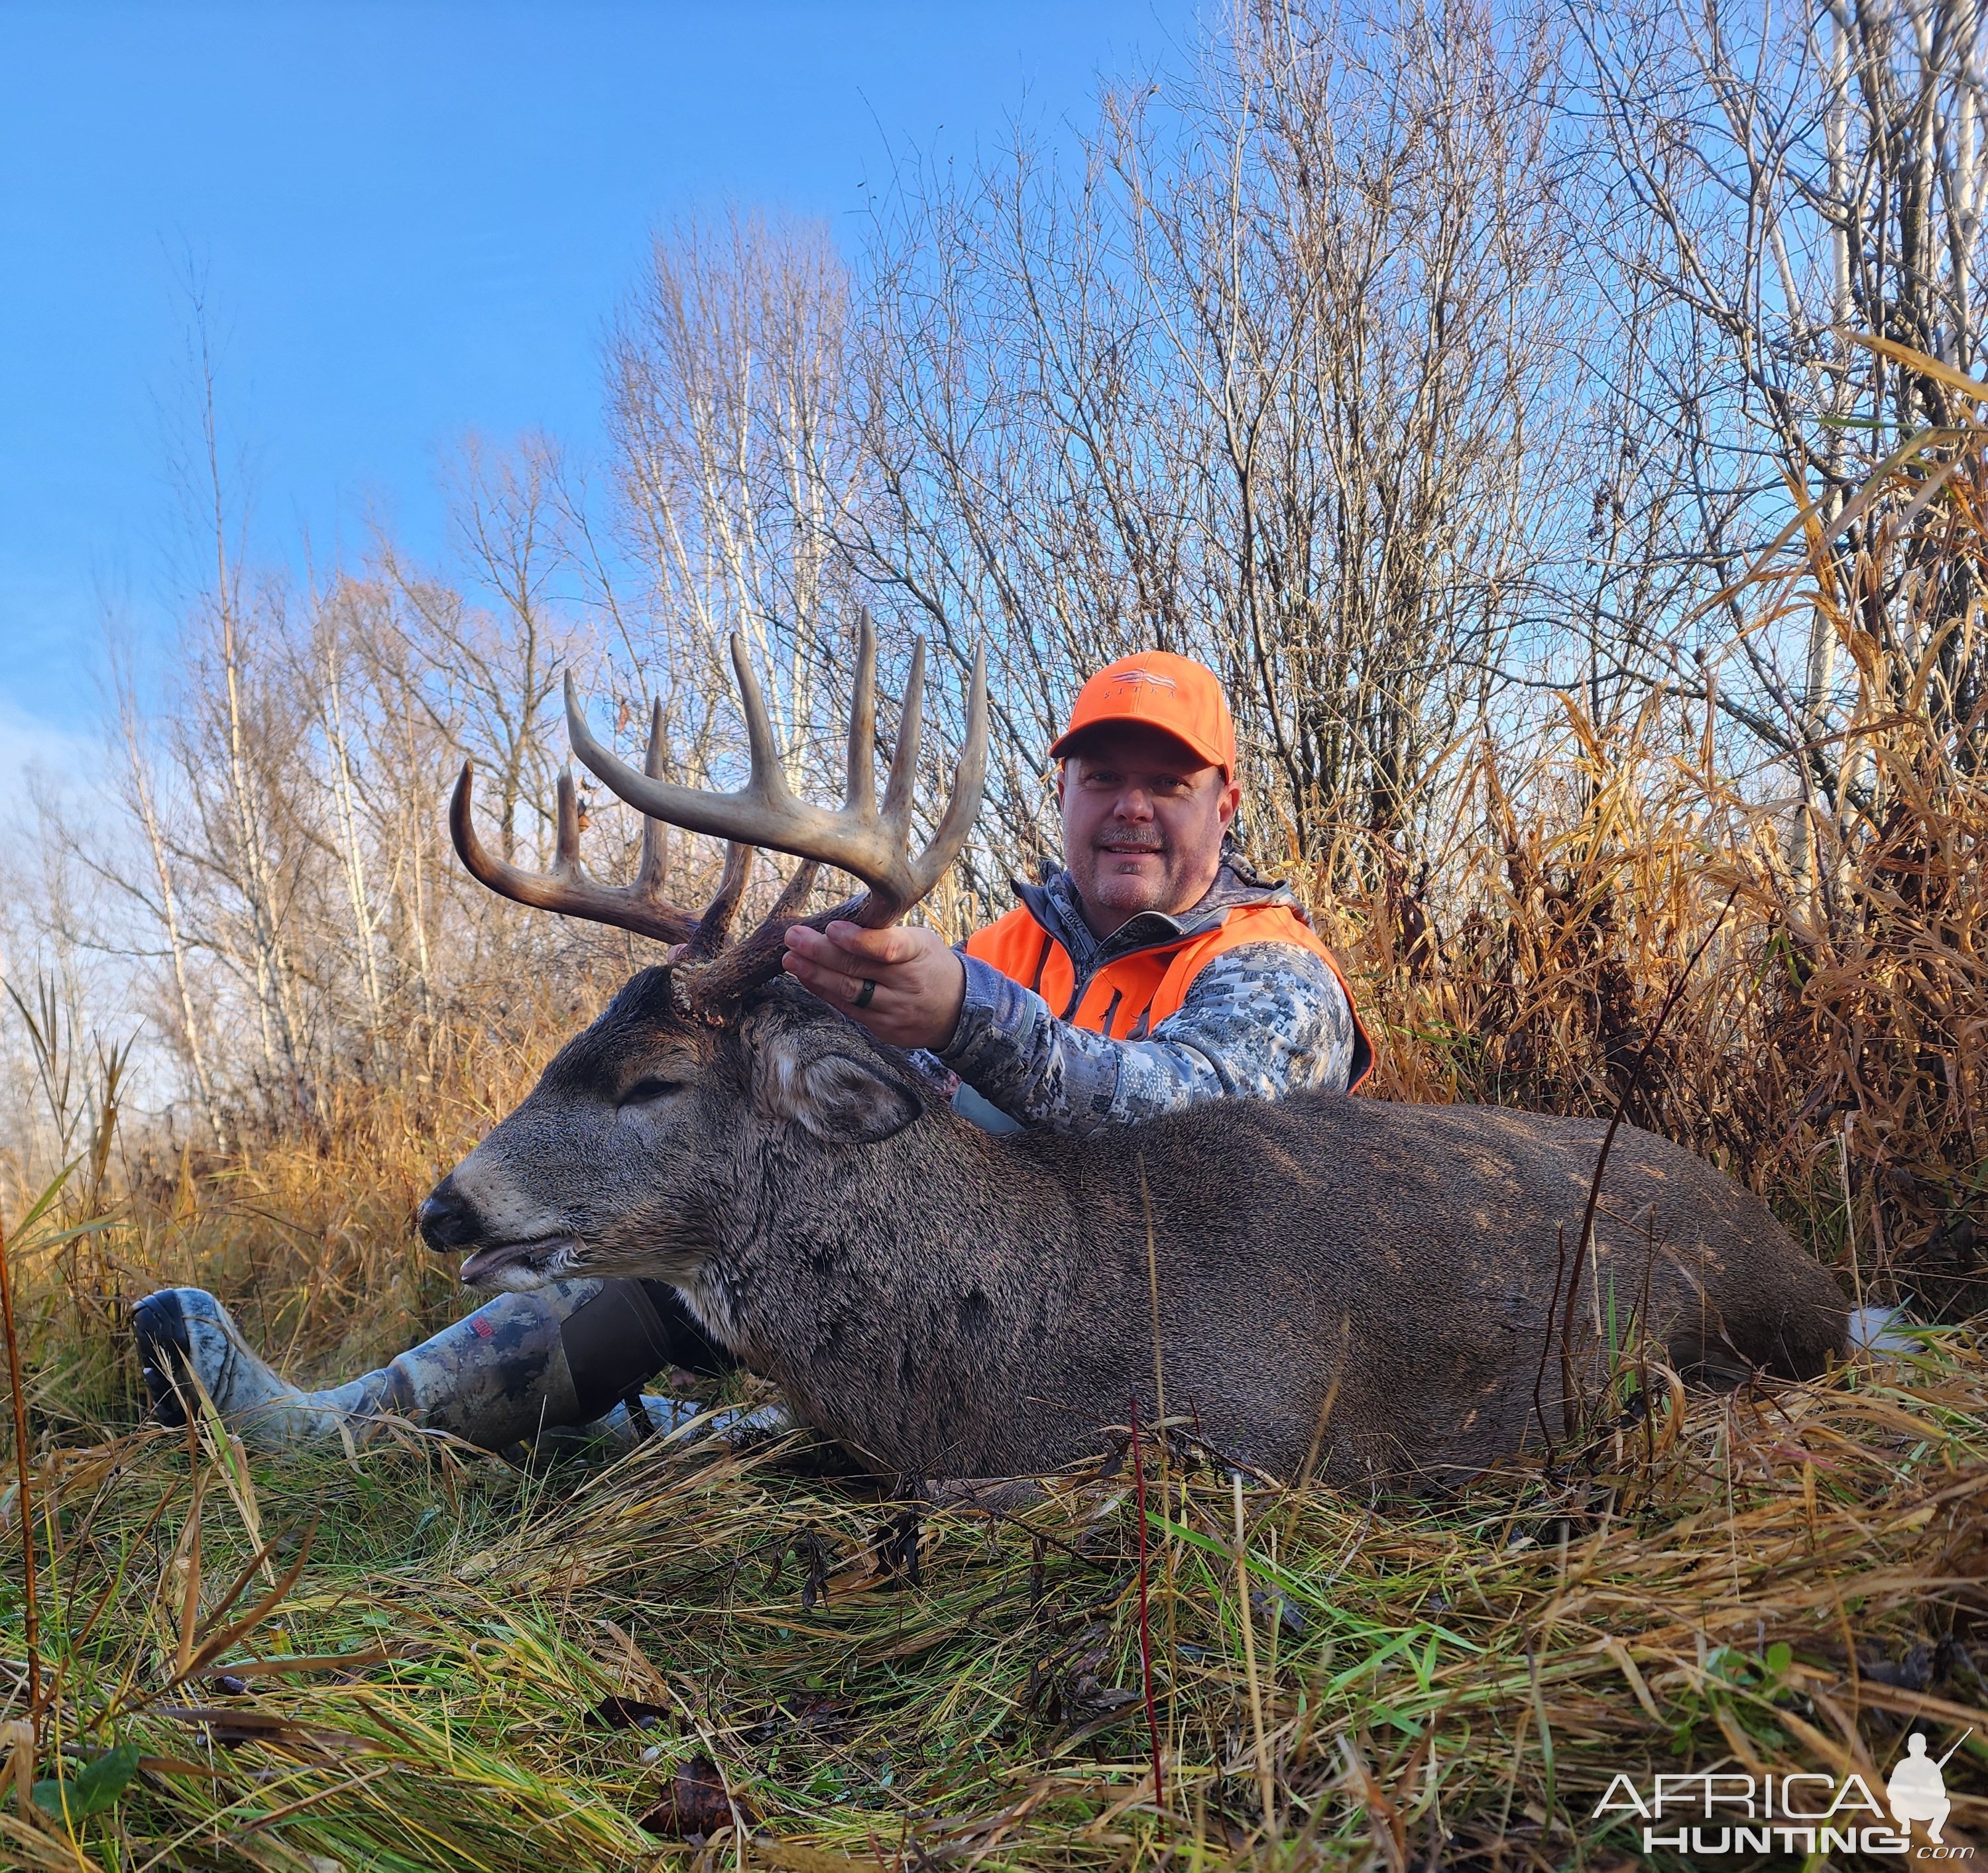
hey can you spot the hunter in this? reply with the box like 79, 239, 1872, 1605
133, 651, 1374, 1451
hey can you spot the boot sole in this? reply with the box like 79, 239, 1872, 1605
131, 1290, 194, 1428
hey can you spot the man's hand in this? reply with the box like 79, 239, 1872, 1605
782, 921, 967, 1052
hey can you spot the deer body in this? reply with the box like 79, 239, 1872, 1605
429, 623, 1846, 1491
429, 976, 1847, 1489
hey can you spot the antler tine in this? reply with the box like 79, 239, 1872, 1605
845, 611, 876, 819
554, 771, 583, 872
893, 637, 989, 913
728, 634, 796, 809
681, 857, 831, 1009
768, 858, 819, 923
567, 630, 988, 992
684, 640, 988, 1009
567, 668, 803, 850
681, 844, 752, 962
631, 701, 670, 895
878, 636, 925, 834
449, 760, 701, 946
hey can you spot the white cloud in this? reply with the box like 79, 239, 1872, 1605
0, 697, 116, 840
0, 699, 95, 763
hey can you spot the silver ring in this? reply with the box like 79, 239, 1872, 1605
852, 978, 878, 1009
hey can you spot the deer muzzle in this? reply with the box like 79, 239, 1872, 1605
420, 1173, 583, 1290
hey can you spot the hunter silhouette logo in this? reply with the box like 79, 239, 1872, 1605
1592, 1728, 1976, 1857
1889, 1729, 1969, 1848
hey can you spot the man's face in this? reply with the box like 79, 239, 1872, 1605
1056, 724, 1241, 937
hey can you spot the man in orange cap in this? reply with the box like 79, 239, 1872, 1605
785, 650, 1370, 1132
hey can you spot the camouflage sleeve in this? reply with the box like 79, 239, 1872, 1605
939, 942, 1356, 1136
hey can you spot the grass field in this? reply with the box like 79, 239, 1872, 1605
2, 1265, 1983, 1869
7, 671, 1987, 1867
7, 361, 1988, 1868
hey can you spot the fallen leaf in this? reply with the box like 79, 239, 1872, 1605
740, 1693, 850, 1745
639, 1755, 746, 1839
754, 1841, 885, 1873
1065, 1677, 1140, 1718
158, 1703, 384, 1760
588, 1694, 673, 1732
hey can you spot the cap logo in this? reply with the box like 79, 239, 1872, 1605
1108, 669, 1178, 692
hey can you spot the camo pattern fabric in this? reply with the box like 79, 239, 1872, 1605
939, 864, 1357, 1136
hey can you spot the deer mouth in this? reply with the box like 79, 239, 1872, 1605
457, 1237, 584, 1288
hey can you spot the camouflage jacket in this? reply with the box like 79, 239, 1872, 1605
937, 860, 1358, 1137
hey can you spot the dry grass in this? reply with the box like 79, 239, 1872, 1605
0, 1330, 1981, 1870
5, 351, 1988, 1866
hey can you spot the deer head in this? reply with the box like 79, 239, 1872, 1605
418, 618, 988, 1295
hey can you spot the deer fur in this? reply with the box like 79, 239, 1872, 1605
422, 966, 1849, 1491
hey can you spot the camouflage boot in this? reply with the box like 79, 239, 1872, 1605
131, 1278, 758, 1453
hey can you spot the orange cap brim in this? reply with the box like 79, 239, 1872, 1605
1049, 718, 1228, 769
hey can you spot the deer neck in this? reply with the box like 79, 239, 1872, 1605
691, 1111, 1082, 1469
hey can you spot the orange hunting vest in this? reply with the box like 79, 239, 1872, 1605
965, 897, 1374, 1090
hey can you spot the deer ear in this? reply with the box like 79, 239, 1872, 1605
756, 1031, 923, 1145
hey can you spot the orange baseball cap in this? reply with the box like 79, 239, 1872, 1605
1049, 651, 1237, 773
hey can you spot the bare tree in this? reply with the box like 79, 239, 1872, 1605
38, 0, 1984, 1161
377, 435, 576, 866
1574, 0, 1988, 808
848, 0, 1578, 882
112, 652, 225, 1145
605, 210, 868, 798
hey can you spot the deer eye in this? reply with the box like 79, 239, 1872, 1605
618, 1076, 683, 1107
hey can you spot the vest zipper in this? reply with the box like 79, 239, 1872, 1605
1098, 987, 1124, 1037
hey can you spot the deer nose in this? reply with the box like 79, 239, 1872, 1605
418, 1176, 480, 1253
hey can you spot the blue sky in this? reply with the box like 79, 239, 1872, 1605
0, 1, 1193, 775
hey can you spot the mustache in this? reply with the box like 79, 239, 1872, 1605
1093, 828, 1166, 852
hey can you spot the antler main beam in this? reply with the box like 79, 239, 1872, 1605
450, 702, 703, 946
565, 615, 988, 931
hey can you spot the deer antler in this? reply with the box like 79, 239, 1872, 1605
566, 614, 988, 1003
451, 701, 743, 951
567, 616, 987, 927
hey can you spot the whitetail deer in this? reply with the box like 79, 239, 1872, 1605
422, 622, 1847, 1489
